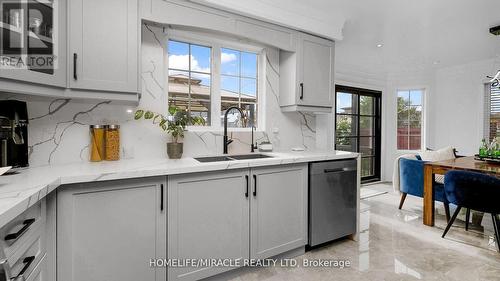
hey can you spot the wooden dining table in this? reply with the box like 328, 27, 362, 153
423, 156, 500, 226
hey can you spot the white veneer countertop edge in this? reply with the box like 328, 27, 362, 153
0, 150, 358, 228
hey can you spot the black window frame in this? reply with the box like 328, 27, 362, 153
335, 85, 382, 183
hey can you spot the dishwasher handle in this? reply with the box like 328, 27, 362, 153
323, 167, 356, 174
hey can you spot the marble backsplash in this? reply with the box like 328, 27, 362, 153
0, 24, 317, 167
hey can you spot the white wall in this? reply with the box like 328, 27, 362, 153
429, 58, 498, 155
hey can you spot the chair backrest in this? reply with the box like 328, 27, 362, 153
399, 158, 425, 197
444, 170, 500, 213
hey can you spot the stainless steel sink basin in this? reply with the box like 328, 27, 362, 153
194, 156, 234, 163
194, 154, 272, 163
229, 154, 273, 160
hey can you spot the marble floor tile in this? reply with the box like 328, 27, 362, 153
228, 183, 500, 281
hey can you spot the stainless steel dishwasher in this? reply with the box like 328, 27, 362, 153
308, 159, 357, 247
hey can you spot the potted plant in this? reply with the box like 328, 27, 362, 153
134, 106, 204, 159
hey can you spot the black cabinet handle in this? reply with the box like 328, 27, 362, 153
299, 83, 304, 100
4, 218, 35, 241
160, 184, 164, 211
324, 168, 357, 173
14, 256, 35, 279
245, 175, 249, 198
73, 53, 78, 80
253, 175, 257, 196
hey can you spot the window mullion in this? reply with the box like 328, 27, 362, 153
212, 44, 222, 129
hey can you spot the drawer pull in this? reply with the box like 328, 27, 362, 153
14, 256, 35, 279
4, 218, 35, 241
323, 168, 356, 173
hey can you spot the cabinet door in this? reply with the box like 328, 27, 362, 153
57, 177, 166, 281
250, 164, 308, 259
69, 0, 138, 93
168, 170, 249, 281
298, 33, 333, 107
0, 0, 66, 87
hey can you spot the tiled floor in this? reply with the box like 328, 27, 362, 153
230, 183, 500, 281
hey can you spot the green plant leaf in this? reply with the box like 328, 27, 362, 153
159, 118, 167, 127
144, 111, 154, 119
134, 110, 144, 120
168, 106, 178, 116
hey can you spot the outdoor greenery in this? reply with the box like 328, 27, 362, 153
336, 96, 373, 145
397, 96, 422, 127
134, 106, 205, 143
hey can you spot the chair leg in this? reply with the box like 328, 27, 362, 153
444, 203, 451, 222
398, 193, 407, 210
492, 214, 500, 252
465, 208, 471, 231
442, 206, 462, 238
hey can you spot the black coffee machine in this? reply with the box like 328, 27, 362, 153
0, 100, 29, 168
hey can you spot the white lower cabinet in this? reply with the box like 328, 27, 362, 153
250, 164, 308, 259
167, 170, 250, 281
167, 164, 308, 281
57, 177, 166, 281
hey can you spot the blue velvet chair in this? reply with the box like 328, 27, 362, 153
442, 170, 500, 251
399, 158, 451, 221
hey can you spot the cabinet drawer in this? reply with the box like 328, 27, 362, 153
0, 200, 45, 260
26, 254, 47, 281
6, 228, 46, 281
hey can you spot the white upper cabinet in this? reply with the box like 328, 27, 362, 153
280, 32, 334, 113
0, 0, 67, 87
69, 0, 139, 93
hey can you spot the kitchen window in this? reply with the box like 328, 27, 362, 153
397, 89, 424, 150
220, 48, 258, 128
167, 31, 262, 129
168, 40, 212, 124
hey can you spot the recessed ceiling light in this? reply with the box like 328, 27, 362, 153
126, 109, 133, 113
433, 61, 440, 65
376, 44, 383, 48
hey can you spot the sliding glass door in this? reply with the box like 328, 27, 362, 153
335, 85, 382, 182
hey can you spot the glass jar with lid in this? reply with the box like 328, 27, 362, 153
105, 125, 120, 161
89, 125, 106, 162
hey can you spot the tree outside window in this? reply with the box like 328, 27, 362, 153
397, 90, 423, 150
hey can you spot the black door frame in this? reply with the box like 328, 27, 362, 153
334, 85, 382, 183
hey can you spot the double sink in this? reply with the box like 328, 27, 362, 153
195, 154, 272, 163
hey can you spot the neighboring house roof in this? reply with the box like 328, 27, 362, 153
168, 74, 256, 102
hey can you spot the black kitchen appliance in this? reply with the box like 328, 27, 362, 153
308, 159, 357, 247
0, 100, 29, 168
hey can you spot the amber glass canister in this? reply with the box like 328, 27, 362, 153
105, 125, 120, 161
89, 125, 106, 162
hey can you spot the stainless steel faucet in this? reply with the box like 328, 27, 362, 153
223, 107, 244, 154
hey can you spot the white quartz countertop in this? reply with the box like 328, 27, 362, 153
0, 150, 358, 228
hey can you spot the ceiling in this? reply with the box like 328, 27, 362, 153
195, 0, 500, 75
328, 0, 500, 74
